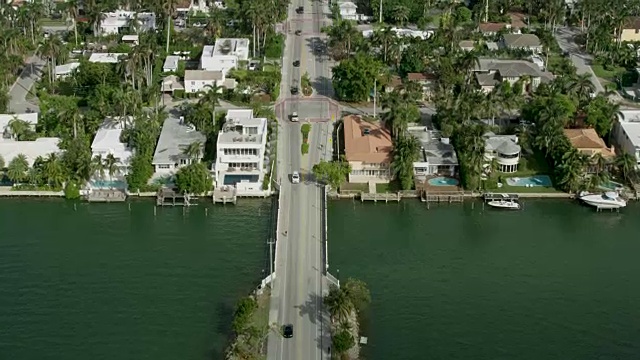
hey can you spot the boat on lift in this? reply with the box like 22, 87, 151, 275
578, 191, 627, 210
487, 193, 521, 210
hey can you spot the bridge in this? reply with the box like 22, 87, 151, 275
265, 0, 339, 358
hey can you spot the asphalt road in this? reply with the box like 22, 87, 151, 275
553, 26, 606, 94
8, 56, 44, 114
266, 0, 334, 359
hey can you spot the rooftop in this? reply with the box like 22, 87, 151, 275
408, 126, 458, 166
476, 59, 553, 80
101, 10, 155, 28
89, 53, 125, 63
619, 109, 640, 122
479, 22, 509, 33
0, 137, 61, 167
343, 115, 393, 164
203, 38, 250, 59
152, 116, 206, 165
623, 16, 640, 29
564, 128, 614, 157
502, 33, 541, 48
484, 132, 521, 155
91, 118, 133, 164
122, 34, 139, 41
0, 113, 38, 132
184, 70, 224, 81
163, 55, 180, 70
55, 62, 80, 75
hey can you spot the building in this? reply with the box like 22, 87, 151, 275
339, 1, 358, 21
121, 34, 139, 45
619, 17, 640, 42
613, 109, 640, 169
483, 132, 521, 173
408, 126, 458, 179
473, 59, 553, 93
55, 62, 80, 79
459, 40, 476, 51
343, 115, 393, 183
0, 113, 38, 137
362, 28, 433, 40
88, 53, 126, 63
200, 38, 250, 74
90, 117, 134, 177
152, 116, 206, 175
99, 10, 156, 35
161, 75, 184, 94
564, 128, 615, 173
0, 137, 61, 168
163, 55, 180, 72
478, 22, 522, 37
184, 70, 237, 93
214, 109, 269, 194
500, 34, 542, 53
406, 73, 438, 101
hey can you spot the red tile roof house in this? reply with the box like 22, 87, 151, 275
406, 73, 438, 101
343, 115, 393, 183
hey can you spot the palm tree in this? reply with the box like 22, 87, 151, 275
104, 154, 120, 181
324, 285, 353, 323
7, 117, 32, 140
92, 154, 106, 179
393, 135, 420, 190
37, 36, 64, 85
371, 26, 398, 63
43, 153, 65, 188
568, 73, 595, 108
557, 148, 589, 193
65, 0, 80, 47
615, 152, 637, 185
162, 0, 178, 53
7, 154, 29, 184
182, 141, 203, 162
198, 83, 222, 132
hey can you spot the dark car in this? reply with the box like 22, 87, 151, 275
296, 6, 304, 13
291, 86, 299, 94
295, 29, 302, 35
293, 60, 300, 67
283, 324, 294, 338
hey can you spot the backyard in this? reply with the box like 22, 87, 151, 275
483, 151, 562, 193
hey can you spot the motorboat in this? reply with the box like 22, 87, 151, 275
487, 194, 521, 210
579, 191, 626, 210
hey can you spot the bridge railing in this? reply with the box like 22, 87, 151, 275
322, 184, 329, 275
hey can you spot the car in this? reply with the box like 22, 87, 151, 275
283, 324, 294, 338
248, 62, 257, 71
296, 6, 304, 13
293, 60, 300, 67
291, 172, 300, 184
295, 29, 302, 35
290, 112, 299, 122
291, 86, 299, 94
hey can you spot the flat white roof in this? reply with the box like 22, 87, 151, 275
0, 137, 61, 167
122, 34, 139, 41
618, 110, 640, 147
163, 55, 180, 70
0, 113, 38, 131
101, 11, 156, 28
91, 118, 133, 164
89, 53, 126, 63
55, 62, 80, 75
202, 38, 250, 60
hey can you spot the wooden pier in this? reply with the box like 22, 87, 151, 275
87, 189, 127, 202
360, 192, 401, 203
213, 187, 237, 204
483, 193, 519, 202
421, 191, 464, 203
156, 188, 194, 206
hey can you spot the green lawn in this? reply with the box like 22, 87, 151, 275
483, 151, 562, 193
376, 181, 401, 193
340, 182, 368, 193
591, 64, 626, 82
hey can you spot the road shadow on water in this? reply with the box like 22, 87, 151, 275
206, 300, 235, 360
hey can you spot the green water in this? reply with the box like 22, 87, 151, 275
328, 200, 640, 360
0, 199, 271, 360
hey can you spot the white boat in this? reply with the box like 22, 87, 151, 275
487, 194, 521, 210
579, 191, 627, 210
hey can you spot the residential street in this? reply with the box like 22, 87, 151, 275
266, 0, 333, 358
553, 26, 607, 94
8, 56, 45, 114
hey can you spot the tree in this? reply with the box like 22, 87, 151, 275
7, 117, 34, 140
585, 95, 620, 138
174, 163, 212, 194
181, 141, 204, 162
392, 135, 420, 190
332, 329, 355, 356
615, 152, 637, 185
7, 154, 29, 183
312, 159, 351, 189
332, 54, 382, 102
324, 284, 354, 323
91, 154, 106, 179
104, 153, 120, 180
342, 278, 371, 311
197, 83, 221, 133
231, 297, 257, 333
42, 153, 65, 188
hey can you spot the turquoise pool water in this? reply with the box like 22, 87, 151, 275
506, 175, 553, 187
598, 180, 624, 191
91, 180, 126, 189
428, 177, 459, 186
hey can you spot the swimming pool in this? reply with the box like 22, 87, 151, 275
506, 175, 553, 187
598, 180, 624, 191
91, 180, 126, 189
427, 177, 460, 186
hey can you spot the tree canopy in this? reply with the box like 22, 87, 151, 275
174, 163, 213, 194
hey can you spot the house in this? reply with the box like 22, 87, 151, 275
619, 17, 640, 42
613, 109, 640, 169
473, 59, 554, 93
163, 55, 180, 72
342, 115, 393, 183
88, 53, 126, 63
214, 109, 269, 194
408, 126, 458, 179
200, 38, 250, 74
479, 23, 509, 36
362, 28, 433, 40
99, 10, 156, 35
152, 116, 206, 175
384, 75, 403, 93
339, 1, 358, 21
564, 128, 615, 173
90, 117, 134, 177
459, 40, 476, 51
501, 34, 542, 53
406, 73, 438, 101
121, 34, 139, 45
161, 75, 184, 94
184, 70, 237, 94
483, 132, 521, 173
0, 113, 38, 137
0, 137, 61, 168
55, 62, 80, 79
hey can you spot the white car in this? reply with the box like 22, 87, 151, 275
291, 112, 299, 122
291, 171, 300, 184
248, 63, 257, 71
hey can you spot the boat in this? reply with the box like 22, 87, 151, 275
487, 194, 521, 210
578, 191, 627, 210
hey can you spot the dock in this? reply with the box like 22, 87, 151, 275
213, 187, 237, 204
360, 192, 401, 202
156, 188, 194, 206
421, 191, 464, 203
87, 189, 127, 202
483, 193, 520, 202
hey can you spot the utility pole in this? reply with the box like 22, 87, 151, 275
484, 0, 488, 23
268, 238, 275, 278
373, 78, 377, 118
379, 0, 383, 23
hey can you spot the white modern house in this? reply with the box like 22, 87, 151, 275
89, 53, 126, 63
90, 117, 134, 178
99, 10, 156, 35
0, 113, 61, 168
55, 62, 80, 79
483, 132, 521, 173
163, 55, 180, 72
614, 109, 640, 169
0, 113, 38, 137
152, 116, 206, 175
184, 70, 237, 94
200, 38, 250, 74
408, 126, 458, 179
339, 1, 358, 20
214, 109, 269, 194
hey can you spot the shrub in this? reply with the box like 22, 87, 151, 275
64, 181, 80, 199
301, 143, 310, 154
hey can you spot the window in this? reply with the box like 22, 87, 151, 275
180, 159, 188, 165
157, 164, 170, 169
